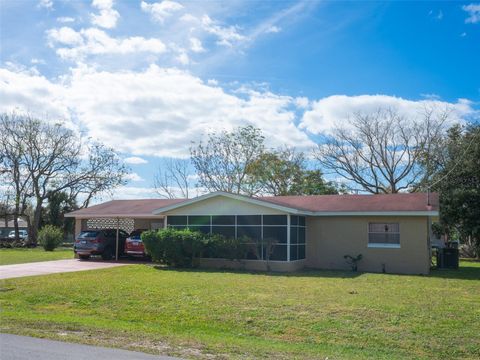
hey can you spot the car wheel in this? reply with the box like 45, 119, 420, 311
101, 247, 113, 260
79, 255, 90, 260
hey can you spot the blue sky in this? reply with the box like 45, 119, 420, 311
1, 0, 479, 200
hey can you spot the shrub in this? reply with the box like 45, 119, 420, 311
344, 254, 363, 271
204, 234, 248, 260
142, 228, 206, 267
38, 225, 64, 251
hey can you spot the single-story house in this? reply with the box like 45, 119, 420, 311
0, 217, 28, 238
65, 191, 439, 274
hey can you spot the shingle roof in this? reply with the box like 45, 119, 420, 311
66, 192, 438, 218
258, 192, 439, 212
65, 199, 185, 217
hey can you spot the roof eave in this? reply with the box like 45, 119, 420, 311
152, 191, 313, 215
64, 214, 165, 219
311, 210, 439, 217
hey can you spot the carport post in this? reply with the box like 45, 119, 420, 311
115, 217, 119, 261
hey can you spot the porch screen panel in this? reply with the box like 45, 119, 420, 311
290, 216, 306, 260
166, 214, 293, 261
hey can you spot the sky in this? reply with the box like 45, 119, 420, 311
0, 0, 479, 201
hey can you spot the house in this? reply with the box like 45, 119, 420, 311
65, 191, 439, 275
0, 217, 28, 239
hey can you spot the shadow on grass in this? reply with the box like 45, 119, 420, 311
428, 260, 480, 280
150, 260, 480, 280
152, 265, 363, 278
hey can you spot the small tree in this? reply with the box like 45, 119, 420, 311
38, 225, 64, 251
432, 124, 480, 258
190, 125, 265, 195
154, 159, 193, 199
344, 254, 363, 271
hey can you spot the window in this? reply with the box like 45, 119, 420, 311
289, 216, 306, 260
212, 215, 235, 225
368, 223, 400, 248
188, 216, 210, 225
237, 215, 261, 226
167, 216, 187, 226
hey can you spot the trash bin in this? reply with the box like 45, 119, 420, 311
436, 248, 459, 269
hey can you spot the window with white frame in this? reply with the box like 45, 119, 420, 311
368, 223, 400, 247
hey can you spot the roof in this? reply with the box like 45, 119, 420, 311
0, 218, 28, 228
258, 192, 439, 213
64, 199, 185, 218
66, 192, 439, 218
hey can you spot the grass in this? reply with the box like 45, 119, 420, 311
0, 261, 479, 360
0, 247, 73, 265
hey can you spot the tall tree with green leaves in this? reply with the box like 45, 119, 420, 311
246, 148, 338, 196
432, 124, 480, 257
190, 125, 265, 195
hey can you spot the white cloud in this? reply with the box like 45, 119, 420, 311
189, 37, 205, 53
31, 58, 46, 65
0, 65, 312, 158
265, 25, 281, 33
124, 156, 148, 164
300, 95, 477, 134
176, 51, 190, 65
125, 172, 144, 182
57, 16, 75, 23
47, 27, 166, 60
201, 15, 246, 47
294, 97, 309, 109
47, 27, 84, 46
37, 0, 53, 10
463, 3, 480, 23
91, 0, 120, 29
2, 68, 476, 161
141, 1, 184, 23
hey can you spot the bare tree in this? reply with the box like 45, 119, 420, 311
0, 113, 129, 242
154, 159, 192, 199
0, 117, 33, 240
314, 107, 449, 194
190, 125, 265, 195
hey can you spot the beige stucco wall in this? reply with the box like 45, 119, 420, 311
306, 216, 430, 274
165, 196, 286, 216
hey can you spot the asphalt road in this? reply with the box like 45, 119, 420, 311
0, 334, 182, 360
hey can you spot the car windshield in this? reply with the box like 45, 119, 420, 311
129, 230, 145, 240
79, 231, 99, 238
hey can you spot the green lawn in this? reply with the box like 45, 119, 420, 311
0, 247, 73, 265
1, 261, 479, 360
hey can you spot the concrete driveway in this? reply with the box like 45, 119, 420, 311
0, 333, 181, 360
0, 259, 129, 280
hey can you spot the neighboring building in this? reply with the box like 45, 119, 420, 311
65, 191, 439, 275
0, 217, 28, 238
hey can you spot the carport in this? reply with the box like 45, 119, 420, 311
65, 199, 185, 260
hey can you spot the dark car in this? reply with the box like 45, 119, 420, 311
74, 229, 129, 260
124, 229, 148, 258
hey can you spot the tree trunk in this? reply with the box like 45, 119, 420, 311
31, 199, 43, 244
13, 196, 20, 241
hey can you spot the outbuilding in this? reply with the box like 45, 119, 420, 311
65, 191, 439, 274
